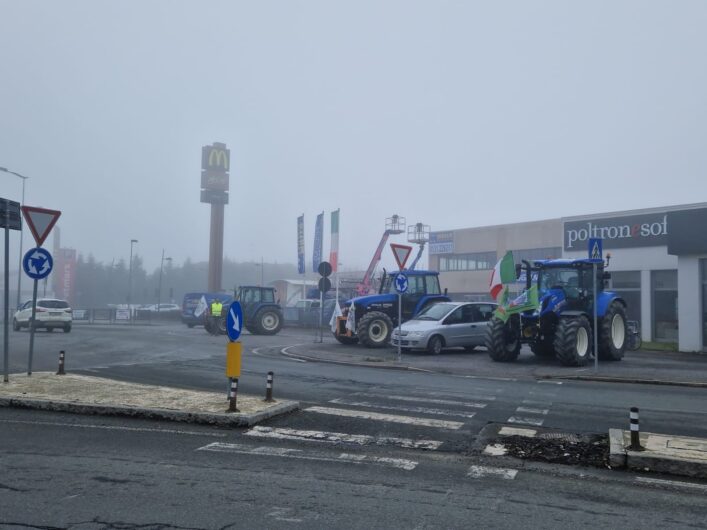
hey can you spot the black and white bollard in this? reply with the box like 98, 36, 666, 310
56, 350, 66, 375
629, 407, 644, 451
227, 378, 240, 413
265, 371, 274, 402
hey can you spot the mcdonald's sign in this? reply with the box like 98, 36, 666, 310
202, 142, 230, 172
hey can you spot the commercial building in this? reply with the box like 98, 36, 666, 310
429, 203, 707, 352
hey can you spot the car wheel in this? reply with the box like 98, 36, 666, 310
63, 325, 71, 333
187, 323, 195, 329
12, 319, 20, 331
464, 345, 476, 352
427, 335, 444, 355
47, 327, 54, 332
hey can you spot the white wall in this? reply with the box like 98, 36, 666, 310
677, 256, 704, 352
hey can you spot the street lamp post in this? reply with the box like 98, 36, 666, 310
0, 167, 29, 308
157, 250, 172, 313
128, 239, 138, 317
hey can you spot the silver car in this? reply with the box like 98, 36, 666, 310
390, 302, 497, 354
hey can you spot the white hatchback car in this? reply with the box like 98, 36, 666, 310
13, 298, 73, 332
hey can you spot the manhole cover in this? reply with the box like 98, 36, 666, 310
538, 433, 582, 443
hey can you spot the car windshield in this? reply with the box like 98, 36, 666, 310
538, 268, 581, 291
412, 303, 457, 321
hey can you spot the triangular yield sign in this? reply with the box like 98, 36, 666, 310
21, 206, 61, 247
390, 243, 413, 270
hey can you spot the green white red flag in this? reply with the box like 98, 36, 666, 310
489, 251, 516, 300
329, 209, 339, 272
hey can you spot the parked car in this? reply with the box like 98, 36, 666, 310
13, 298, 73, 333
390, 301, 497, 354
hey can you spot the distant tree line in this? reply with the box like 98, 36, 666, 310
73, 255, 300, 308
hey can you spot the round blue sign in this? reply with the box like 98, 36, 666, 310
226, 301, 244, 342
23, 247, 53, 280
395, 273, 409, 294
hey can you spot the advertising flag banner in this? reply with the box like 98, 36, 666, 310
494, 285, 539, 322
329, 209, 339, 272
297, 215, 305, 274
312, 212, 324, 273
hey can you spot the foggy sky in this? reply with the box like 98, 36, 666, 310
1, 0, 706, 274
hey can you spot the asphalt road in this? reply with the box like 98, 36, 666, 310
2, 322, 707, 529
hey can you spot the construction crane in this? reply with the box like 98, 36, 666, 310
407, 222, 430, 270
356, 215, 405, 295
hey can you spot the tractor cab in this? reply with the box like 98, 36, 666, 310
231, 286, 283, 335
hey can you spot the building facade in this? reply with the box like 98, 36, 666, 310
429, 203, 707, 352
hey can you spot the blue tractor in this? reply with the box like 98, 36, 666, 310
232, 286, 283, 335
334, 270, 451, 348
486, 258, 628, 366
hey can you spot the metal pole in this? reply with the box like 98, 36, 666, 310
397, 293, 402, 361
318, 290, 324, 343
128, 243, 134, 314
629, 407, 644, 451
16, 176, 26, 308
261, 256, 264, 286
27, 278, 38, 375
157, 249, 164, 314
3, 200, 9, 383
594, 262, 598, 372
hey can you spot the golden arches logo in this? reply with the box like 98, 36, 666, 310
208, 149, 229, 170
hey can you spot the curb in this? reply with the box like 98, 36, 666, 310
539, 374, 707, 389
0, 396, 300, 427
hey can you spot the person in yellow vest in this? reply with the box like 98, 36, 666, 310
209, 299, 223, 335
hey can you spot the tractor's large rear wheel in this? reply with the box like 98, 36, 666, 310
357, 311, 393, 348
486, 315, 521, 362
599, 302, 627, 361
254, 309, 283, 335
554, 316, 592, 366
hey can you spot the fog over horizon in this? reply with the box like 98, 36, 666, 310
2, 0, 706, 275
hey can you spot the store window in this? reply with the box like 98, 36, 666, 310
702, 260, 707, 349
652, 270, 678, 342
608, 271, 641, 322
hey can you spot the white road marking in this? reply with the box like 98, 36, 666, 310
635, 477, 707, 493
0, 419, 227, 437
197, 442, 418, 470
537, 380, 563, 385
244, 426, 443, 450
507, 416, 545, 426
279, 346, 308, 362
428, 391, 497, 401
329, 399, 476, 419
499, 426, 537, 437
522, 399, 553, 407
468, 465, 518, 479
515, 406, 549, 415
483, 444, 508, 456
305, 406, 464, 430
354, 393, 488, 409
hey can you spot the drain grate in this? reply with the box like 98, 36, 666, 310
538, 432, 582, 443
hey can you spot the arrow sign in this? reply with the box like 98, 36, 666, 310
390, 243, 413, 270
21, 206, 61, 247
395, 273, 409, 294
226, 301, 244, 342
23, 247, 53, 280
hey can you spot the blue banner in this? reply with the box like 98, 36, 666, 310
312, 212, 323, 273
297, 215, 305, 274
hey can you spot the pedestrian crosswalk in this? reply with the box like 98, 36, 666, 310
196, 381, 563, 480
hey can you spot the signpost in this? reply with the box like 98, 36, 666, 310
588, 238, 603, 372
394, 273, 408, 361
226, 301, 243, 412
20, 205, 61, 376
316, 261, 332, 343
1, 198, 22, 383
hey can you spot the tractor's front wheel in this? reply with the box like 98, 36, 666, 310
254, 309, 283, 335
357, 311, 394, 348
599, 302, 627, 361
334, 334, 359, 345
486, 315, 521, 362
554, 316, 592, 366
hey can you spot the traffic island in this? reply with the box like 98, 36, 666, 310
609, 429, 707, 479
0, 373, 299, 427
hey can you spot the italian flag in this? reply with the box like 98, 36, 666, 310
489, 251, 516, 300
329, 209, 339, 272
